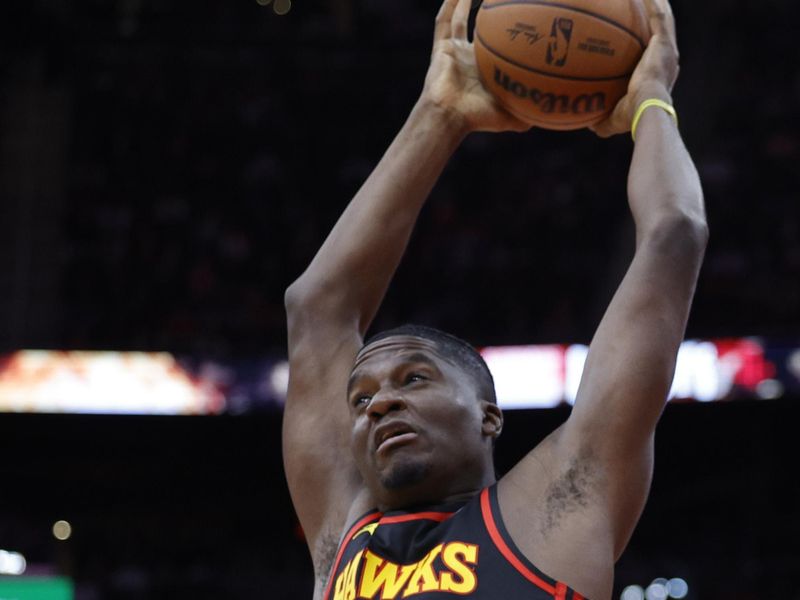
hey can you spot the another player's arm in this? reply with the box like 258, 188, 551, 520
558, 0, 707, 555
283, 0, 528, 577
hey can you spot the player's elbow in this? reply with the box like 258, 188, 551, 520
640, 207, 708, 259
284, 279, 307, 313
285, 279, 322, 340
284, 277, 323, 316
284, 276, 346, 325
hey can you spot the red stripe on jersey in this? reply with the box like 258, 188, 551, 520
573, 592, 585, 600
379, 511, 454, 525
322, 511, 382, 600
479, 488, 556, 596
556, 582, 568, 600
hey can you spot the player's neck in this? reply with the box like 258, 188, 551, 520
376, 474, 496, 512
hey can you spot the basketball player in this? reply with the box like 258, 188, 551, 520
283, 0, 706, 598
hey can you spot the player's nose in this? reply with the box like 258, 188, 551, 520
367, 389, 407, 419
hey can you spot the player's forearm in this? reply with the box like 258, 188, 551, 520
286, 99, 467, 334
626, 91, 707, 246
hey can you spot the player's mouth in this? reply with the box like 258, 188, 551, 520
374, 421, 418, 455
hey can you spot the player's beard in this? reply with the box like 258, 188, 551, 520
380, 458, 431, 490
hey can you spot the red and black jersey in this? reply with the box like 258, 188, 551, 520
324, 484, 587, 600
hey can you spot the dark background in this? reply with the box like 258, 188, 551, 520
1, 0, 799, 598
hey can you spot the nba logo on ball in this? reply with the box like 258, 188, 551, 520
475, 0, 649, 130
546, 18, 573, 67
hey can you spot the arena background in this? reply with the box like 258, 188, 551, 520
1, 0, 798, 598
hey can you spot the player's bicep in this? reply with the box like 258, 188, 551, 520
553, 227, 704, 544
566, 224, 704, 455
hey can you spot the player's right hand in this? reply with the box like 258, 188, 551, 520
421, 0, 532, 134
591, 0, 680, 138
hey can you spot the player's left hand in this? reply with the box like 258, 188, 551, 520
421, 0, 532, 133
591, 0, 680, 138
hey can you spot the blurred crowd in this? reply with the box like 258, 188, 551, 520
3, 0, 799, 357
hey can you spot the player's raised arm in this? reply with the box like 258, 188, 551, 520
564, 0, 707, 555
499, 1, 705, 596
282, 0, 528, 585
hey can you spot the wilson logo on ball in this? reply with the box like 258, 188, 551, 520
493, 67, 606, 115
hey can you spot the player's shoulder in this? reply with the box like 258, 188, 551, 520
496, 427, 614, 599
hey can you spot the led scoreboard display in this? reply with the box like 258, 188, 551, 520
0, 338, 798, 414
0, 577, 73, 600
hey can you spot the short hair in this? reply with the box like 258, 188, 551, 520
362, 324, 497, 405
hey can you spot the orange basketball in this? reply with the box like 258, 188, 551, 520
474, 0, 650, 130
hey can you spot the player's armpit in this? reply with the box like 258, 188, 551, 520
497, 428, 617, 600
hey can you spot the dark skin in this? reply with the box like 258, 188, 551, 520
347, 336, 502, 511
283, 0, 707, 598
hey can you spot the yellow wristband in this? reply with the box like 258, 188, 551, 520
631, 98, 678, 142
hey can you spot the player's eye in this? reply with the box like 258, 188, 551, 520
352, 394, 371, 407
405, 372, 426, 384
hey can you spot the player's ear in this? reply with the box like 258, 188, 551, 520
481, 402, 503, 439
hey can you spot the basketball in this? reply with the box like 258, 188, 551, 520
474, 0, 650, 130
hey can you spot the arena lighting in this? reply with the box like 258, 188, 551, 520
273, 0, 291, 15
480, 345, 564, 408
52, 520, 72, 541
667, 578, 689, 599
0, 351, 224, 414
260, 337, 785, 408
789, 349, 800, 379
0, 338, 789, 414
645, 582, 668, 600
755, 378, 784, 399
620, 585, 645, 600
0, 549, 27, 575
269, 361, 290, 398
480, 338, 779, 409
622, 578, 689, 600
564, 344, 589, 405
668, 341, 719, 401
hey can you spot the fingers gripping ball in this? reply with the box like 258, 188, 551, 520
475, 0, 650, 130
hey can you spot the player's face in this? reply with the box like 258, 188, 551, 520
347, 335, 498, 509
